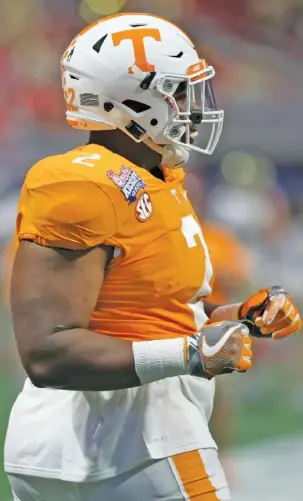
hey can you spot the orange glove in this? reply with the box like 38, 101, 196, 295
239, 286, 302, 340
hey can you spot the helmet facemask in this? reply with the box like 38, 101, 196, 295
153, 60, 224, 156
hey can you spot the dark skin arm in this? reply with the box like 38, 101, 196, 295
203, 300, 220, 319
203, 300, 241, 322
11, 240, 140, 391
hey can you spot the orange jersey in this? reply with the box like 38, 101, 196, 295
17, 144, 213, 341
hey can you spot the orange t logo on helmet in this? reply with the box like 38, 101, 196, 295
112, 28, 161, 73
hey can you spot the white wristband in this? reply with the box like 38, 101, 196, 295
132, 338, 190, 385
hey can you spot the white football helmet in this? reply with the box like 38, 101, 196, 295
61, 13, 224, 164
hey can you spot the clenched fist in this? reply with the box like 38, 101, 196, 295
239, 286, 302, 339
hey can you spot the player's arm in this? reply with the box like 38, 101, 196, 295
11, 240, 141, 391
12, 240, 253, 391
204, 300, 223, 319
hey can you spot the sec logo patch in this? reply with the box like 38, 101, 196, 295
135, 193, 152, 221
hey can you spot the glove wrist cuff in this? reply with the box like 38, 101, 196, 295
238, 303, 244, 320
186, 336, 211, 380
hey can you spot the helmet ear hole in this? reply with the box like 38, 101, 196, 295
104, 102, 114, 112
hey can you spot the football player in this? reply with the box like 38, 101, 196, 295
4, 13, 301, 501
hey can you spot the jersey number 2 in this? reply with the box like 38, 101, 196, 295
72, 153, 101, 167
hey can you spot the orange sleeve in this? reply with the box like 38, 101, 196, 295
19, 178, 118, 250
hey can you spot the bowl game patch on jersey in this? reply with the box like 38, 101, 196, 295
107, 165, 145, 203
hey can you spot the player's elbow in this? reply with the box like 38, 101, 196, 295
25, 359, 59, 388
19, 332, 74, 388
22, 346, 65, 388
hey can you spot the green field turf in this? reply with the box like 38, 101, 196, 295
0, 378, 20, 501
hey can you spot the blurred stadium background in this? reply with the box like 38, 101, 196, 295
1, 0, 303, 499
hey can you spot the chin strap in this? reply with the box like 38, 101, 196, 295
143, 137, 190, 168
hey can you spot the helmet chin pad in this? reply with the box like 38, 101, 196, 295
143, 137, 190, 168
